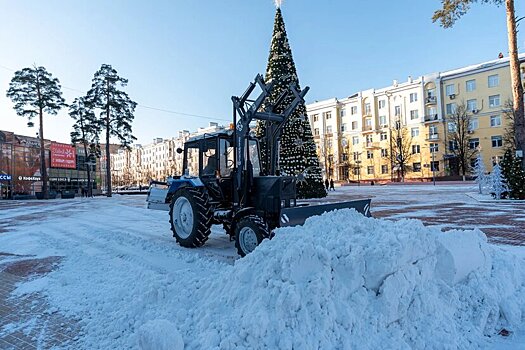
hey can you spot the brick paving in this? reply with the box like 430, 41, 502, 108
0, 253, 81, 349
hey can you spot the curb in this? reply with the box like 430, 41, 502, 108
465, 192, 525, 204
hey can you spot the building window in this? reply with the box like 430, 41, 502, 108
413, 162, 421, 172
411, 127, 419, 137
446, 103, 456, 115
410, 93, 418, 103
489, 95, 500, 108
381, 165, 389, 174
491, 135, 503, 148
467, 99, 477, 111
395, 106, 401, 116
326, 125, 333, 133
312, 114, 319, 122
449, 140, 458, 151
445, 84, 455, 96
365, 118, 373, 129
490, 115, 502, 127
430, 143, 439, 153
379, 115, 387, 127
380, 132, 388, 141
341, 153, 348, 161
469, 118, 479, 131
412, 144, 421, 154
325, 112, 332, 119
381, 148, 388, 157
378, 100, 386, 109
353, 152, 360, 161
366, 134, 373, 143
430, 161, 440, 171
367, 166, 374, 175
351, 121, 358, 130
351, 106, 358, 115
427, 88, 436, 99
341, 123, 347, 132
365, 103, 371, 115
340, 109, 346, 117
488, 74, 499, 88
410, 110, 419, 120
448, 122, 457, 132
354, 167, 360, 176
367, 150, 374, 159
352, 136, 359, 145
314, 128, 319, 136
469, 138, 480, 149
466, 79, 476, 92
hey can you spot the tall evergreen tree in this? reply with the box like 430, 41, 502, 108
6, 66, 66, 199
86, 64, 137, 197
256, 2, 326, 198
70, 97, 101, 197
500, 149, 525, 199
433, 0, 524, 168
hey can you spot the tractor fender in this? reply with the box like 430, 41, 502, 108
167, 177, 205, 202
231, 207, 257, 234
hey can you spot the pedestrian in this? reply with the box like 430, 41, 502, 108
325, 178, 329, 191
81, 187, 86, 198
330, 179, 335, 191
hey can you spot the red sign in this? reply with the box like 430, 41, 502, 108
51, 142, 76, 169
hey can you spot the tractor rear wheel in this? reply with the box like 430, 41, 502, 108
169, 187, 212, 248
234, 215, 270, 257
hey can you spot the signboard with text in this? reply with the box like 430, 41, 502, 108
51, 142, 76, 169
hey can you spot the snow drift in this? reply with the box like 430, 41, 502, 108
180, 209, 525, 349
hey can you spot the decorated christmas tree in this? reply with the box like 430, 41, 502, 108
488, 163, 509, 200
255, 0, 326, 199
500, 149, 525, 199
472, 152, 487, 194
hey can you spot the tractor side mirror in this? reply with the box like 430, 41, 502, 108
176, 147, 183, 154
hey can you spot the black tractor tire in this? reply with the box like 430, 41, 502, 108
169, 187, 212, 248
234, 215, 270, 257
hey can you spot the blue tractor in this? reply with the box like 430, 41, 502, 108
147, 75, 371, 256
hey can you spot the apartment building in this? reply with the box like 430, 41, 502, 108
110, 122, 224, 186
307, 54, 525, 182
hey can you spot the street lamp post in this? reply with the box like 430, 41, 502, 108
432, 149, 436, 186
355, 160, 362, 186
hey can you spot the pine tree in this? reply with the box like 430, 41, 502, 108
6, 66, 66, 199
256, 2, 326, 198
473, 152, 487, 194
70, 97, 101, 197
86, 64, 137, 197
489, 163, 509, 199
500, 149, 525, 199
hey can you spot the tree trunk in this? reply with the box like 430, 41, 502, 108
105, 79, 112, 197
36, 77, 48, 200
506, 0, 525, 167
83, 142, 92, 197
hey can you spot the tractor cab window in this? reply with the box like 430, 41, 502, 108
186, 146, 200, 177
219, 138, 234, 177
202, 139, 217, 176
248, 140, 261, 176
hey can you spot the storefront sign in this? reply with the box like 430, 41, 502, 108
0, 174, 11, 181
51, 142, 76, 169
18, 176, 41, 181
50, 177, 70, 182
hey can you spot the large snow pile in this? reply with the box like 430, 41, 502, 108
179, 209, 525, 349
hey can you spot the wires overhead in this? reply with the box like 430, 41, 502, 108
0, 63, 229, 122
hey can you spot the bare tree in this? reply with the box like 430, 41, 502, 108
317, 136, 335, 180
447, 103, 478, 180
433, 0, 524, 167
388, 124, 414, 182
502, 99, 518, 151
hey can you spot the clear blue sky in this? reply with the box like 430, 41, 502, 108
0, 0, 523, 145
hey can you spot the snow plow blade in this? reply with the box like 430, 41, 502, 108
280, 199, 371, 227
146, 181, 170, 211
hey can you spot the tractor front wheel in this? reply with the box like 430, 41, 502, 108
169, 187, 212, 248
234, 215, 270, 257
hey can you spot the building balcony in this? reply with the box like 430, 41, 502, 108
425, 96, 437, 104
424, 114, 439, 123
426, 133, 440, 141
365, 142, 379, 148
362, 125, 374, 132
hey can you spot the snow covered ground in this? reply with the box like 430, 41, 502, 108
0, 184, 524, 349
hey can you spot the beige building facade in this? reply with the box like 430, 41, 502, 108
307, 55, 525, 182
